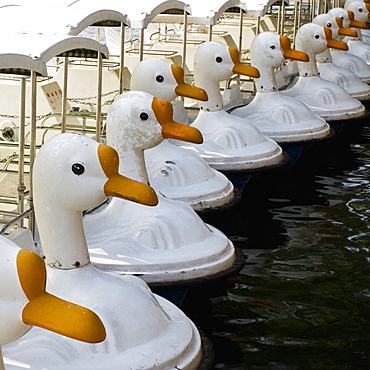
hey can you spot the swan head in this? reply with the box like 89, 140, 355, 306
106, 91, 202, 153
194, 41, 259, 82
130, 58, 208, 102
250, 32, 308, 68
295, 23, 348, 56
329, 7, 368, 29
313, 13, 358, 39
0, 244, 106, 346
345, 1, 370, 24
33, 132, 158, 212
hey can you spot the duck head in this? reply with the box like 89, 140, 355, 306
193, 41, 260, 111
250, 32, 308, 92
345, 1, 370, 26
328, 7, 368, 31
313, 13, 358, 39
295, 23, 348, 77
33, 132, 158, 270
106, 91, 203, 183
130, 58, 208, 102
0, 243, 106, 347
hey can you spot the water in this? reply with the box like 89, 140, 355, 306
183, 122, 370, 369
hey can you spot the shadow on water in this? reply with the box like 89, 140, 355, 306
187, 123, 370, 369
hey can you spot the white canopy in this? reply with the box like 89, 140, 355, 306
0, 5, 129, 35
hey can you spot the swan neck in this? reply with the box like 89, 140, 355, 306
297, 52, 319, 77
193, 71, 224, 112
36, 206, 90, 270
316, 49, 332, 63
254, 65, 278, 93
117, 147, 149, 184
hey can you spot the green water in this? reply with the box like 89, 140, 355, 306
187, 124, 370, 369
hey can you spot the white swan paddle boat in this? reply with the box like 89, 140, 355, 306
328, 7, 370, 83
0, 238, 107, 370
4, 133, 204, 369
175, 42, 285, 190
83, 92, 243, 287
343, 1, 370, 63
313, 13, 370, 103
281, 23, 365, 124
229, 32, 331, 164
131, 58, 236, 211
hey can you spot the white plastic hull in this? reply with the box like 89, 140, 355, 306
178, 109, 284, 172
230, 91, 331, 143
281, 75, 365, 121
145, 140, 235, 212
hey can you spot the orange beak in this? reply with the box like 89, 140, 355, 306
99, 144, 158, 206
18, 249, 106, 344
229, 47, 260, 78
324, 27, 349, 50
280, 35, 309, 62
348, 10, 369, 28
171, 64, 208, 101
336, 17, 358, 37
152, 97, 203, 144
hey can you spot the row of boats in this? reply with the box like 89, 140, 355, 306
0, 0, 370, 368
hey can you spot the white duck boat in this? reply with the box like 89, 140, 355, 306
83, 92, 242, 287
328, 7, 370, 83
0, 238, 107, 370
281, 23, 365, 122
131, 58, 236, 211
312, 13, 370, 103
229, 32, 331, 149
343, 1, 370, 63
176, 41, 285, 189
3, 133, 204, 369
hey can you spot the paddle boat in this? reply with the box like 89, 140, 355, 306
312, 13, 370, 103
175, 41, 285, 190
281, 23, 365, 127
3, 133, 204, 369
130, 58, 236, 211
328, 7, 370, 83
0, 238, 107, 370
342, 0, 370, 63
83, 91, 243, 288
229, 32, 331, 165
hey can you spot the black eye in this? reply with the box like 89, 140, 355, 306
71, 163, 85, 175
341, 16, 344, 19
140, 112, 149, 120
327, 22, 332, 27
359, 8, 363, 12
270, 45, 276, 49
156, 75, 164, 82
315, 34, 320, 39
216, 56, 223, 63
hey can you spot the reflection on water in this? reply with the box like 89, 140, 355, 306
187, 123, 370, 369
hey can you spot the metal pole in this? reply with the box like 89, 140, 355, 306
139, 28, 144, 61
298, 1, 302, 30
281, 1, 286, 35
208, 24, 213, 41
238, 8, 243, 52
277, 5, 282, 35
182, 11, 188, 72
96, 52, 103, 142
256, 16, 261, 35
119, 23, 125, 94
29, 71, 37, 234
61, 56, 68, 133
293, 1, 299, 45
17, 77, 26, 228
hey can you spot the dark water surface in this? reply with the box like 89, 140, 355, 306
183, 122, 370, 369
